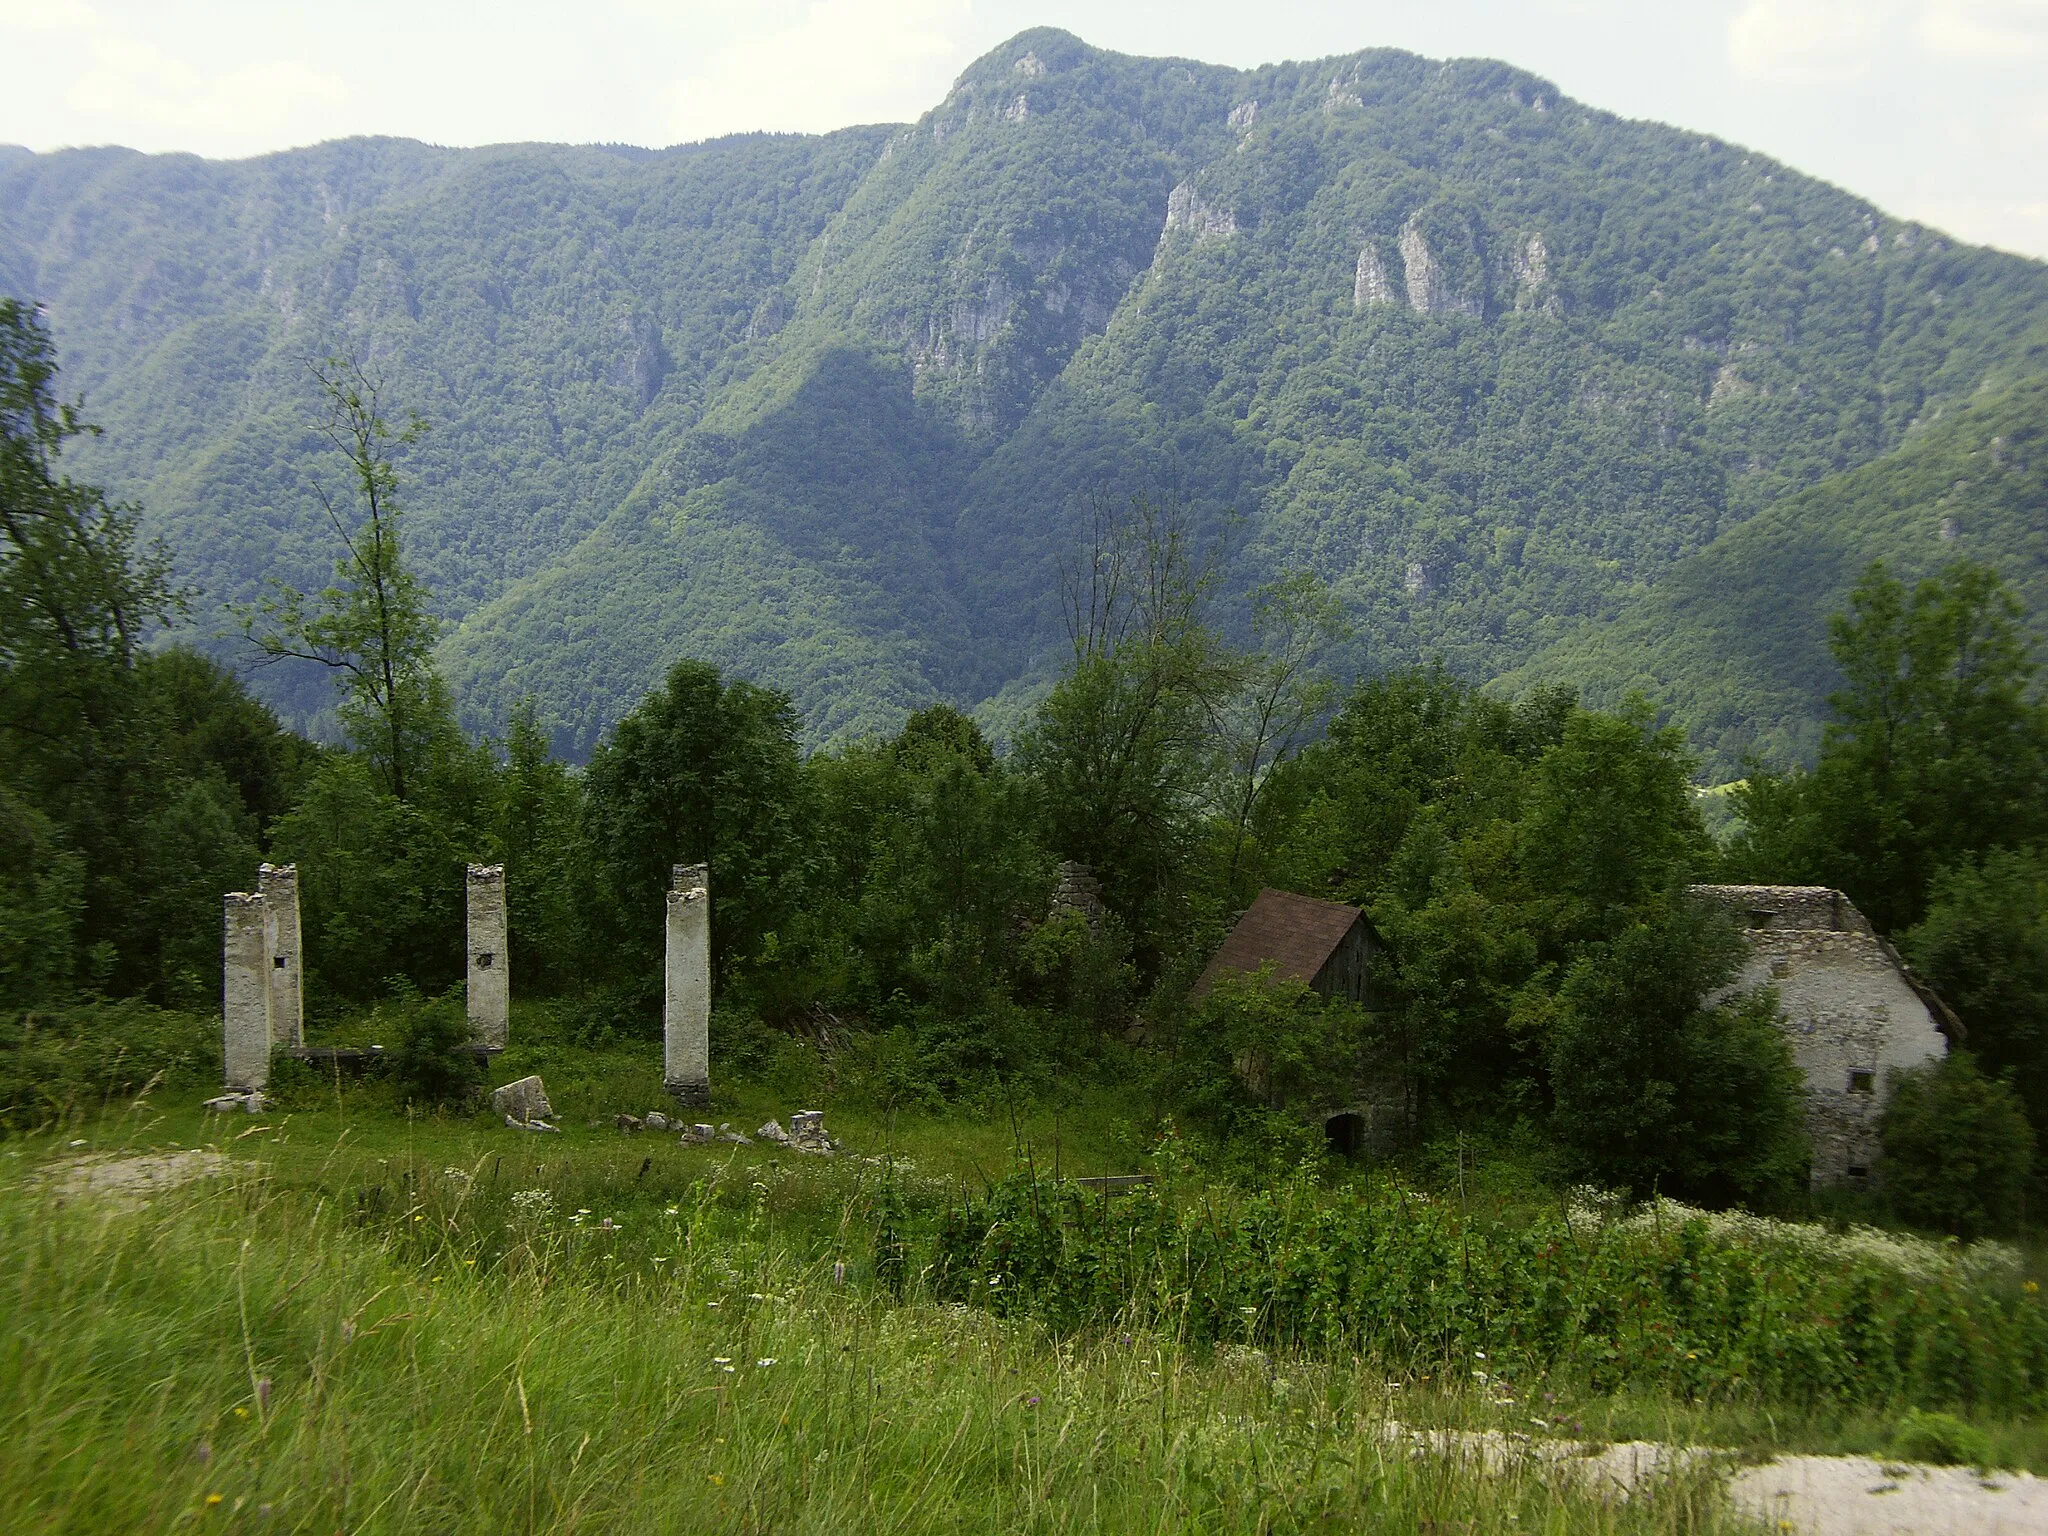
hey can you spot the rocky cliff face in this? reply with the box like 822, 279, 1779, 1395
4, 29, 2044, 751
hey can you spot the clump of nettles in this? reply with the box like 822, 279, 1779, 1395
381, 982, 481, 1109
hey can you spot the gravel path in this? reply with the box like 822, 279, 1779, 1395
1391, 1422, 2048, 1532
1730, 1455, 2048, 1535
36, 1149, 230, 1208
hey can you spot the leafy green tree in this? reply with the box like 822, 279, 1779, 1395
1209, 571, 1348, 906
244, 359, 451, 802
1881, 1053, 2035, 1239
1544, 902, 1809, 1202
1903, 849, 2048, 1136
1164, 969, 1370, 1167
1518, 702, 1712, 944
0, 786, 83, 1007
0, 301, 271, 1003
269, 757, 468, 1003
1733, 561, 2048, 932
0, 299, 177, 749
583, 659, 803, 982
492, 698, 595, 995
1018, 496, 1239, 963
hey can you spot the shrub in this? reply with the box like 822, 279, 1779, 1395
1544, 903, 1809, 1202
382, 983, 482, 1110
1891, 1408, 1991, 1467
0, 1001, 215, 1132
1882, 1053, 2034, 1239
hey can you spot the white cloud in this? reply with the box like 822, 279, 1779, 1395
1916, 0, 2048, 57
665, 0, 972, 143
1909, 196, 2048, 256
67, 35, 346, 139
1727, 0, 1902, 83
0, 0, 98, 34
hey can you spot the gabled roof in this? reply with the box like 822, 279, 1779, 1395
1191, 888, 1368, 999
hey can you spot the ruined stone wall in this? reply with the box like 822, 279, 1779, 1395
1693, 885, 1946, 1187
258, 863, 303, 1048
665, 863, 711, 1106
222, 892, 271, 1091
466, 864, 509, 1049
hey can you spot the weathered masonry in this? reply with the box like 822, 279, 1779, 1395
1691, 884, 1954, 1188
258, 862, 303, 1048
467, 863, 510, 1049
665, 863, 711, 1107
222, 892, 272, 1092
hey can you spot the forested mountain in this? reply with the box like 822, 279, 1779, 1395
1510, 373, 2048, 777
4, 28, 2045, 753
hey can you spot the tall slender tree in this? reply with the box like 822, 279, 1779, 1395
245, 359, 446, 801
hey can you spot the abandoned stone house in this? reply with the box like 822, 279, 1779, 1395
1690, 884, 1954, 1188
1196, 882, 1954, 1184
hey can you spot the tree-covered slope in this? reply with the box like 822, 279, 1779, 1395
4, 28, 2045, 749
1505, 372, 2048, 777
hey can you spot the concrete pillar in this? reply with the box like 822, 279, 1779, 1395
223, 892, 272, 1091
664, 863, 710, 1107
257, 863, 303, 1048
466, 864, 509, 1049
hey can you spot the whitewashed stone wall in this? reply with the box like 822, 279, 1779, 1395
1693, 885, 1950, 1187
222, 892, 272, 1091
665, 863, 711, 1106
467, 864, 509, 1049
258, 863, 303, 1048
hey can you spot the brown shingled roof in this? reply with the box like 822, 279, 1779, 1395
1191, 888, 1367, 999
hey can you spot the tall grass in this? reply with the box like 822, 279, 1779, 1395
1, 1150, 1757, 1535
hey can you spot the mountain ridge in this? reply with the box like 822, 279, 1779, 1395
4, 28, 2044, 753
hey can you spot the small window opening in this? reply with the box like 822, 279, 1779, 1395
1324, 1112, 1366, 1158
1745, 910, 1774, 931
274, 955, 288, 969
1847, 1164, 1870, 1181
475, 952, 494, 969
1848, 1069, 1875, 1095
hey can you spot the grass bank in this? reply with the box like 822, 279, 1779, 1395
4, 1124, 1755, 1535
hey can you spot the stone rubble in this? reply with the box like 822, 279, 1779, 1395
203, 1090, 269, 1114
491, 1075, 555, 1129
644, 1110, 670, 1131
615, 1113, 642, 1132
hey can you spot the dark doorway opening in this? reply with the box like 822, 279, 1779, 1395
1325, 1112, 1366, 1158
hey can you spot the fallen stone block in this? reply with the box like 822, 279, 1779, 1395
505, 1115, 560, 1133
757, 1119, 790, 1144
491, 1075, 553, 1124
616, 1113, 643, 1132
644, 1111, 670, 1131
720, 1130, 751, 1144
204, 1093, 248, 1114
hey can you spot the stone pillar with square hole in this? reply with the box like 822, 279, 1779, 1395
257, 862, 303, 1048
223, 892, 272, 1091
664, 863, 710, 1107
467, 863, 509, 1049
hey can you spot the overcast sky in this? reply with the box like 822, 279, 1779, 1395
1, 0, 2043, 259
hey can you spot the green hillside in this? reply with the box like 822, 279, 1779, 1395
1510, 373, 2048, 776
4, 29, 2046, 749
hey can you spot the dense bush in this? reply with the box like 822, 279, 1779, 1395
1881, 1054, 2035, 1239
929, 1164, 2048, 1413
0, 1002, 216, 1132
381, 985, 483, 1111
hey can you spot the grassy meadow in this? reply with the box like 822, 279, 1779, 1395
5, 1000, 2045, 1532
